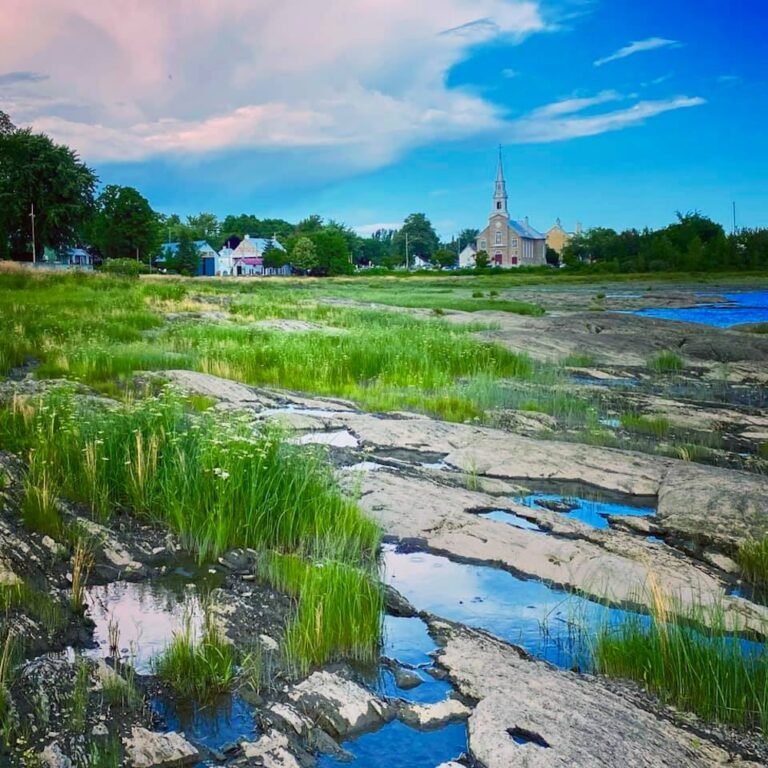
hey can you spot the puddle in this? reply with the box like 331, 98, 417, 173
259, 406, 349, 419
85, 579, 207, 673
344, 461, 388, 472
570, 375, 637, 388
599, 417, 621, 429
479, 510, 543, 532
630, 290, 768, 328
317, 720, 468, 768
151, 693, 257, 753
512, 489, 656, 531
421, 461, 452, 471
382, 545, 630, 670
295, 430, 359, 448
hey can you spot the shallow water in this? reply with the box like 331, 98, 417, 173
631, 290, 768, 327
512, 492, 655, 530
295, 429, 360, 448
479, 510, 543, 532
317, 720, 468, 768
382, 545, 630, 670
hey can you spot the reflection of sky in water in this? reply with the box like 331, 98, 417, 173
370, 616, 453, 704
317, 720, 467, 768
296, 430, 359, 448
151, 694, 257, 753
631, 291, 768, 328
85, 580, 204, 674
480, 510, 542, 531
382, 546, 630, 669
513, 493, 655, 530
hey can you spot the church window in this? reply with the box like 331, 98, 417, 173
496, 202, 502, 210
480, 239, 486, 249
495, 231, 502, 245
511, 238, 518, 248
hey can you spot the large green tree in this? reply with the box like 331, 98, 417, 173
391, 213, 439, 265
290, 237, 318, 274
311, 229, 353, 275
0, 110, 14, 136
171, 230, 201, 276
0, 127, 97, 260
90, 185, 161, 262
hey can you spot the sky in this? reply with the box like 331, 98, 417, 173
1, 0, 766, 239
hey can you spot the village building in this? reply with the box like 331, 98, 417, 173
466, 151, 546, 268
546, 218, 580, 256
158, 240, 219, 276
229, 234, 290, 276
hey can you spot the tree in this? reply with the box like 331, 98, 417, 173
262, 240, 288, 270
457, 228, 480, 248
474, 250, 490, 269
391, 213, 439, 264
186, 212, 219, 243
0, 110, 15, 136
89, 185, 161, 263
311, 229, 353, 275
432, 249, 457, 270
0, 128, 97, 260
295, 214, 324, 234
290, 237, 318, 274
172, 231, 201, 276
545, 246, 560, 267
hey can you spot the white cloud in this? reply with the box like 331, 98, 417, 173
0, 0, 547, 165
594, 37, 681, 67
501, 68, 519, 79
352, 222, 403, 236
508, 93, 705, 143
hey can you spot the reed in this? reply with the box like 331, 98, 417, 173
647, 350, 684, 373
737, 537, 768, 589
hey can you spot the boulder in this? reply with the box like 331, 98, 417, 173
399, 698, 471, 729
122, 727, 199, 768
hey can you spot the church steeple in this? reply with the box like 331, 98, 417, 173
492, 145, 508, 217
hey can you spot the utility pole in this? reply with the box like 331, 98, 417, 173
30, 203, 37, 265
732, 201, 737, 234
405, 232, 409, 271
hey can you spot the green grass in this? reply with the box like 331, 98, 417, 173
263, 553, 383, 674
619, 413, 672, 438
562, 352, 596, 368
70, 656, 91, 733
0, 582, 65, 634
647, 350, 684, 373
86, 736, 122, 768
737, 538, 768, 589
154, 609, 236, 700
595, 588, 768, 735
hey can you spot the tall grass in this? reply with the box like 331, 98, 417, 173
154, 608, 236, 701
0, 387, 382, 671
648, 350, 684, 373
263, 553, 383, 674
737, 538, 768, 589
595, 582, 768, 734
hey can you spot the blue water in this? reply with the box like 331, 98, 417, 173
512, 493, 656, 530
382, 546, 631, 670
631, 290, 768, 328
151, 693, 257, 753
373, 616, 454, 704
480, 510, 543, 531
317, 721, 468, 768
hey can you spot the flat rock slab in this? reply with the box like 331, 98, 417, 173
123, 727, 199, 768
434, 621, 761, 768
240, 731, 302, 768
286, 671, 394, 738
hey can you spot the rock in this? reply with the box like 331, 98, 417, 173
240, 730, 302, 768
40, 743, 72, 768
286, 671, 394, 738
434, 621, 763, 768
0, 558, 21, 586
122, 727, 199, 768
533, 498, 578, 514
259, 633, 280, 652
702, 549, 740, 574
91, 723, 109, 737
41, 535, 68, 558
392, 666, 423, 690
399, 698, 471, 729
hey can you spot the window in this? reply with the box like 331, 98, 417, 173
480, 239, 486, 250
496, 201, 501, 210
511, 238, 518, 248
495, 231, 502, 245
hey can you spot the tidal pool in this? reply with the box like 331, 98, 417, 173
631, 290, 768, 327
511, 492, 656, 530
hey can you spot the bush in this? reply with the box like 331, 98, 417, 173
100, 259, 149, 278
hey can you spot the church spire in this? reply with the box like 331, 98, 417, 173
492, 145, 508, 216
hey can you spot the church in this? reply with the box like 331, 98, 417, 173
459, 151, 546, 268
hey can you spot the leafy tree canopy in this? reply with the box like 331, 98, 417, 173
391, 213, 440, 263
290, 236, 318, 274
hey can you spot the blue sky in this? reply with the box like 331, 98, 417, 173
1, 0, 765, 238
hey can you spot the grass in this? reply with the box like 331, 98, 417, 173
0, 582, 65, 634
648, 350, 685, 373
619, 413, 672, 438
0, 632, 17, 748
86, 736, 122, 768
70, 656, 91, 733
71, 538, 95, 614
595, 582, 768, 735
263, 553, 383, 674
0, 386, 382, 673
154, 608, 236, 701
737, 538, 768, 589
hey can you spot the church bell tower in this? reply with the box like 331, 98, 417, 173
492, 146, 509, 217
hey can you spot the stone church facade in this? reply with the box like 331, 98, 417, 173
474, 151, 546, 268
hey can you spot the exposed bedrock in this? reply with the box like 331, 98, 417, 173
432, 620, 762, 768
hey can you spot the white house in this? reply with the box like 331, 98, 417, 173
458, 244, 477, 268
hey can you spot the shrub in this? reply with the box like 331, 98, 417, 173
648, 350, 684, 373
100, 259, 148, 278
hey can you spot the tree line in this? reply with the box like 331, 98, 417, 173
2, 108, 767, 276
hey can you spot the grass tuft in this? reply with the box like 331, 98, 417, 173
737, 538, 768, 589
648, 350, 684, 373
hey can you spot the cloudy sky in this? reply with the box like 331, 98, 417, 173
1, 0, 765, 237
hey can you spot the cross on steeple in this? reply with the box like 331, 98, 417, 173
493, 145, 508, 216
